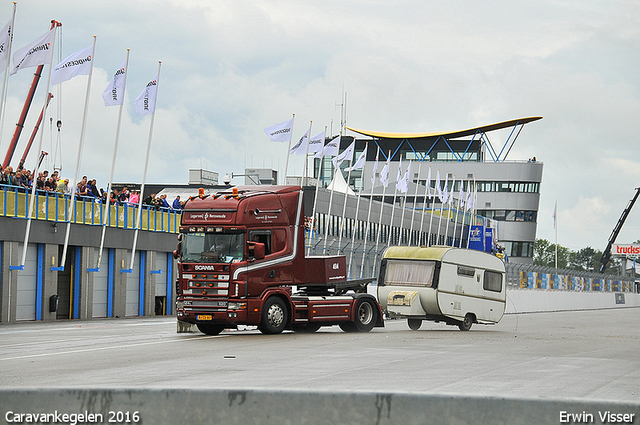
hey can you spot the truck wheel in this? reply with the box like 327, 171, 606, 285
353, 298, 377, 333
458, 314, 473, 331
197, 323, 225, 335
259, 297, 288, 334
407, 318, 422, 331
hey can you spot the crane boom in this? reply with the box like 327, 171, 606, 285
599, 187, 640, 272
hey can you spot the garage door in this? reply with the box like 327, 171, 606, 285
92, 248, 109, 318
16, 244, 38, 321
125, 251, 141, 316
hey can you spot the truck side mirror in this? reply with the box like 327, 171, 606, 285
251, 242, 266, 260
173, 247, 181, 259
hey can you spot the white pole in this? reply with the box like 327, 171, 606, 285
337, 144, 355, 254
555, 200, 558, 269
19, 24, 59, 267
59, 36, 98, 269
372, 153, 390, 275
302, 121, 312, 186
307, 127, 326, 256
408, 161, 422, 246
130, 61, 161, 271
453, 179, 462, 247
360, 146, 379, 278
283, 114, 295, 184
419, 166, 431, 246
348, 142, 367, 277
444, 175, 455, 246
0, 3, 16, 152
322, 142, 339, 253
96, 49, 130, 270
398, 160, 412, 245
467, 178, 476, 248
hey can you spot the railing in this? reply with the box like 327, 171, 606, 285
0, 184, 180, 233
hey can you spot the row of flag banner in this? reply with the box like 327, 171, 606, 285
0, 19, 158, 115
263, 116, 477, 210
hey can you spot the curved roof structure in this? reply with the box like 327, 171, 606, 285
346, 116, 542, 140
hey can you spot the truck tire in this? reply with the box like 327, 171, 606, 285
339, 322, 357, 333
458, 314, 474, 331
197, 323, 225, 335
407, 318, 422, 331
259, 297, 288, 334
353, 298, 377, 332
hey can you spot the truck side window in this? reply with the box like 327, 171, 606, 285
249, 231, 271, 255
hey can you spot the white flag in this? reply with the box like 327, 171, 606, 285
398, 161, 410, 193
395, 157, 403, 191
448, 176, 456, 205
11, 28, 55, 75
380, 159, 389, 188
315, 135, 339, 158
289, 129, 309, 156
442, 173, 449, 204
553, 200, 557, 230
344, 143, 367, 172
264, 118, 294, 143
307, 130, 325, 155
0, 20, 12, 73
371, 148, 379, 186
459, 180, 465, 209
465, 185, 473, 211
332, 140, 355, 169
436, 170, 443, 202
51, 45, 93, 86
134, 74, 159, 116
426, 166, 432, 199
102, 60, 126, 106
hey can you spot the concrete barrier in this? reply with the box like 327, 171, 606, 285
506, 289, 640, 314
1, 389, 638, 425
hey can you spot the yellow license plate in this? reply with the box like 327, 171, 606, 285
197, 315, 212, 321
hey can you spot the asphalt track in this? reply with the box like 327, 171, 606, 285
1, 308, 638, 404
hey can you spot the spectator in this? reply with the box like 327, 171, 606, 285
45, 176, 56, 192
128, 190, 139, 205
88, 179, 100, 199
118, 186, 130, 203
76, 176, 89, 197
172, 195, 183, 210
159, 194, 170, 209
56, 178, 69, 196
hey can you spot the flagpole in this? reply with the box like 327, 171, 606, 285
467, 178, 476, 248
17, 24, 59, 269
419, 166, 431, 246
337, 143, 355, 254
453, 179, 462, 247
387, 157, 402, 247
444, 175, 455, 246
0, 2, 16, 153
302, 121, 312, 186
436, 171, 445, 246
554, 200, 558, 269
360, 146, 378, 278
283, 113, 295, 184
348, 142, 367, 277
308, 127, 326, 256
57, 36, 98, 270
398, 160, 412, 245
95, 49, 130, 271
408, 161, 422, 246
372, 153, 390, 277
322, 149, 338, 253
130, 61, 161, 271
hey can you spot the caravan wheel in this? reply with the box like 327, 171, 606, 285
407, 318, 422, 331
458, 314, 474, 331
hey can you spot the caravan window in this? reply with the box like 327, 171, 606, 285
484, 271, 503, 292
384, 260, 436, 287
457, 266, 475, 277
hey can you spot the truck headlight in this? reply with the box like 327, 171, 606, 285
176, 301, 184, 310
228, 302, 247, 310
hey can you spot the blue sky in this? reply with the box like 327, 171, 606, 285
1, 0, 639, 252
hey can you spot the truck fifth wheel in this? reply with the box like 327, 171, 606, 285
174, 185, 384, 335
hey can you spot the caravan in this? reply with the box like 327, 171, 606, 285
377, 246, 506, 331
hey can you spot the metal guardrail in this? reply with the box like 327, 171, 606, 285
0, 184, 180, 233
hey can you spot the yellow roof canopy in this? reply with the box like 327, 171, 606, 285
346, 117, 542, 139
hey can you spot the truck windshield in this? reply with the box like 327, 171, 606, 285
180, 232, 244, 263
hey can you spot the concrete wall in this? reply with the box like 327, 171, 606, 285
505, 289, 640, 314
1, 389, 637, 425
